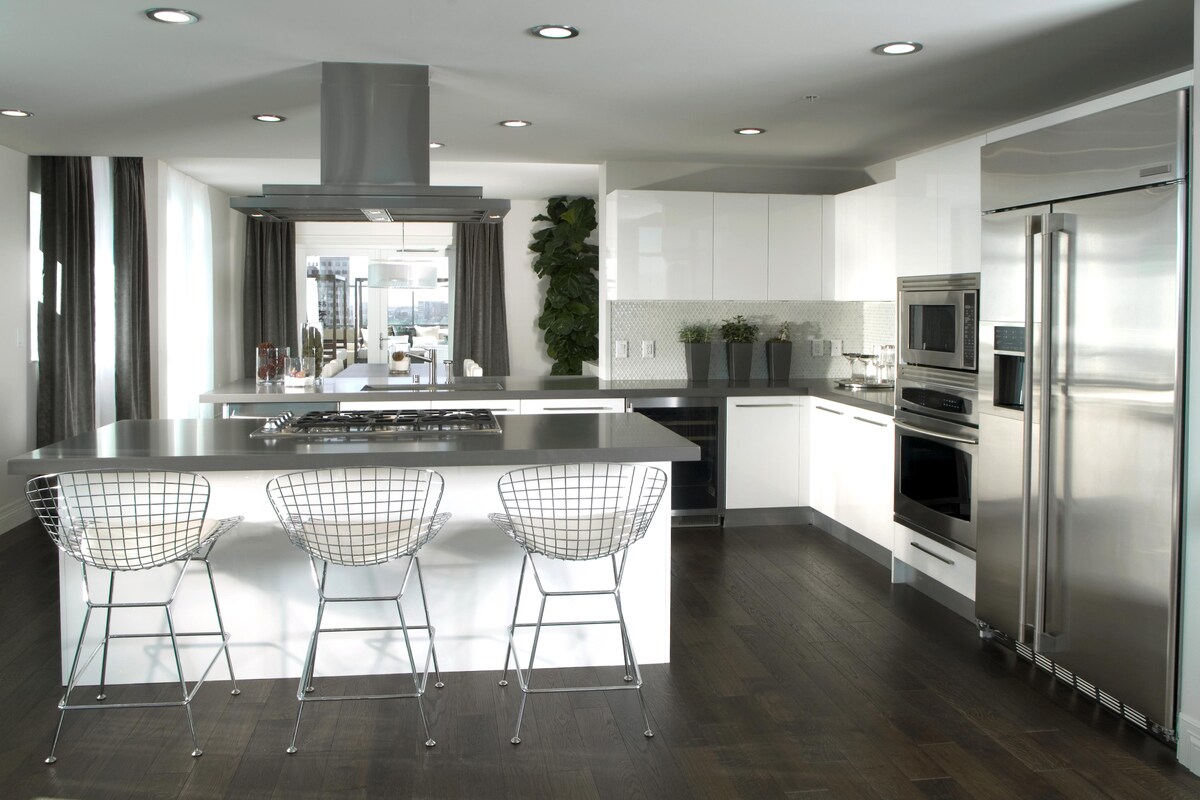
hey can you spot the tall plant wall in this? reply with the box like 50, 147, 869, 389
529, 196, 599, 375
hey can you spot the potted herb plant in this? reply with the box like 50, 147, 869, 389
719, 315, 758, 381
765, 321, 793, 382
679, 323, 713, 382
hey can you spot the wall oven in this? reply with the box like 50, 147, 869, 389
894, 364, 978, 554
898, 273, 980, 373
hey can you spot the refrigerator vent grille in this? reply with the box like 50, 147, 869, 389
1013, 642, 1151, 733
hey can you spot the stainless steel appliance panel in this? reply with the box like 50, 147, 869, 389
898, 274, 980, 373
981, 90, 1187, 212
894, 409, 978, 553
1037, 185, 1184, 723
974, 412, 1029, 640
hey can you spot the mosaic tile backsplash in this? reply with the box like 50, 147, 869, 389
609, 300, 896, 380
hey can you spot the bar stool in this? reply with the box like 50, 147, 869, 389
25, 469, 242, 763
488, 462, 668, 744
265, 466, 450, 752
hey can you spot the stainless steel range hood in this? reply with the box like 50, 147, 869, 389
231, 63, 509, 223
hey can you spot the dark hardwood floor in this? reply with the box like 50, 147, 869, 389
2, 518, 1199, 799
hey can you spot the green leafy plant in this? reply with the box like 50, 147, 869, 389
719, 315, 758, 343
679, 323, 712, 343
530, 196, 600, 375
771, 321, 791, 342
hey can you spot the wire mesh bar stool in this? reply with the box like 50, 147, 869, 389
488, 462, 668, 744
265, 466, 450, 752
25, 469, 242, 764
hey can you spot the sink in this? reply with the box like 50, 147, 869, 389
361, 383, 504, 392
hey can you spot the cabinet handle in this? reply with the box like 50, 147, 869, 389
546, 406, 612, 411
853, 415, 887, 427
815, 406, 844, 415
911, 541, 954, 565
735, 403, 795, 408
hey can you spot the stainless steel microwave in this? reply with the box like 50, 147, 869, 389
898, 273, 980, 372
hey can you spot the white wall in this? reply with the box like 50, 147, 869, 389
209, 193, 243, 394
0, 145, 33, 530
503, 199, 555, 377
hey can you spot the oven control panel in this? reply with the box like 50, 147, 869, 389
900, 386, 970, 416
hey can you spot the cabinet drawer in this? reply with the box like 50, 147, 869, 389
429, 399, 521, 415
893, 523, 975, 600
520, 398, 626, 414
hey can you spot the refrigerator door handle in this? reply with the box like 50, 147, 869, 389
1019, 214, 1041, 645
1034, 216, 1071, 650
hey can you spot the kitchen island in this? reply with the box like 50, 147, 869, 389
9, 414, 698, 685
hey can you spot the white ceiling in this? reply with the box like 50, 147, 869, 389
0, 1, 1190, 197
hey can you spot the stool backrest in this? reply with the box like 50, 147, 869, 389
26, 470, 213, 571
266, 467, 446, 566
496, 463, 667, 561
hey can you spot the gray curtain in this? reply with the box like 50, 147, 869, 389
242, 218, 298, 378
37, 156, 95, 447
453, 223, 510, 375
112, 157, 151, 420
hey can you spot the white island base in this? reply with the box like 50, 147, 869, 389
56, 463, 673, 685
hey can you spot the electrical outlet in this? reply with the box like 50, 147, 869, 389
810, 338, 823, 357
615, 340, 629, 358
642, 340, 655, 358
829, 339, 843, 358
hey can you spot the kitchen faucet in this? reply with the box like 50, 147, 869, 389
406, 347, 438, 385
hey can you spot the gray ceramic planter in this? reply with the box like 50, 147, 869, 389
765, 340, 793, 381
682, 342, 712, 381
726, 341, 753, 381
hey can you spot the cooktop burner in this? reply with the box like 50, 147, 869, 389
251, 409, 503, 439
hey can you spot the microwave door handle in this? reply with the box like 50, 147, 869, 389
893, 420, 978, 446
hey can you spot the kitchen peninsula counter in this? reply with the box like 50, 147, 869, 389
202, 366, 895, 417
11, 414, 693, 685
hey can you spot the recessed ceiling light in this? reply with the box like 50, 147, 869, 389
252, 114, 286, 123
499, 119, 532, 128
530, 24, 579, 39
872, 41, 922, 56
429, 142, 445, 149
145, 8, 200, 24
0, 108, 32, 118
804, 94, 820, 102
734, 127, 766, 136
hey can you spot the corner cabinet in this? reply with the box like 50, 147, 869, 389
725, 396, 806, 509
808, 399, 894, 551
832, 181, 896, 301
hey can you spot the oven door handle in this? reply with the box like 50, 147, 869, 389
893, 420, 978, 446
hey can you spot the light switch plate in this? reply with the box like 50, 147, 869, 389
829, 339, 843, 358
615, 340, 629, 358
810, 338, 823, 357
641, 340, 655, 358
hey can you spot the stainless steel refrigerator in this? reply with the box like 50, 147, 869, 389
976, 89, 1187, 741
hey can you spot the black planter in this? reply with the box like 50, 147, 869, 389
682, 342, 712, 382
725, 341, 753, 381
765, 340, 793, 381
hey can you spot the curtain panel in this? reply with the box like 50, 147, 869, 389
112, 157, 151, 420
452, 223, 510, 376
241, 218, 298, 378
37, 156, 96, 447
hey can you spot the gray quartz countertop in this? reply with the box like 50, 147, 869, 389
203, 365, 895, 416
7, 413, 700, 475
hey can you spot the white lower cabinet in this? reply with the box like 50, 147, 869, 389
429, 398, 521, 415
519, 397, 626, 414
807, 399, 894, 551
725, 397, 804, 509
339, 399, 432, 411
892, 523, 976, 600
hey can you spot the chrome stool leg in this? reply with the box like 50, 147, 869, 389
412, 556, 444, 690
95, 573, 116, 701
47, 598, 97, 764
164, 602, 204, 757
498, 554, 530, 688
288, 590, 326, 754
198, 548, 240, 695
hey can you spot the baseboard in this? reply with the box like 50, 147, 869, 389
809, 509, 891, 568
0, 497, 32, 535
1177, 712, 1200, 774
722, 507, 812, 528
891, 559, 976, 621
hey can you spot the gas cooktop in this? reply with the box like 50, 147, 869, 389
251, 409, 503, 440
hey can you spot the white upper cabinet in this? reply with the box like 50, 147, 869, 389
767, 194, 825, 300
895, 136, 984, 278
833, 180, 896, 301
713, 193, 768, 300
611, 190, 714, 300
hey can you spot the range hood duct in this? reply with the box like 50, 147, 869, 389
231, 63, 509, 223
